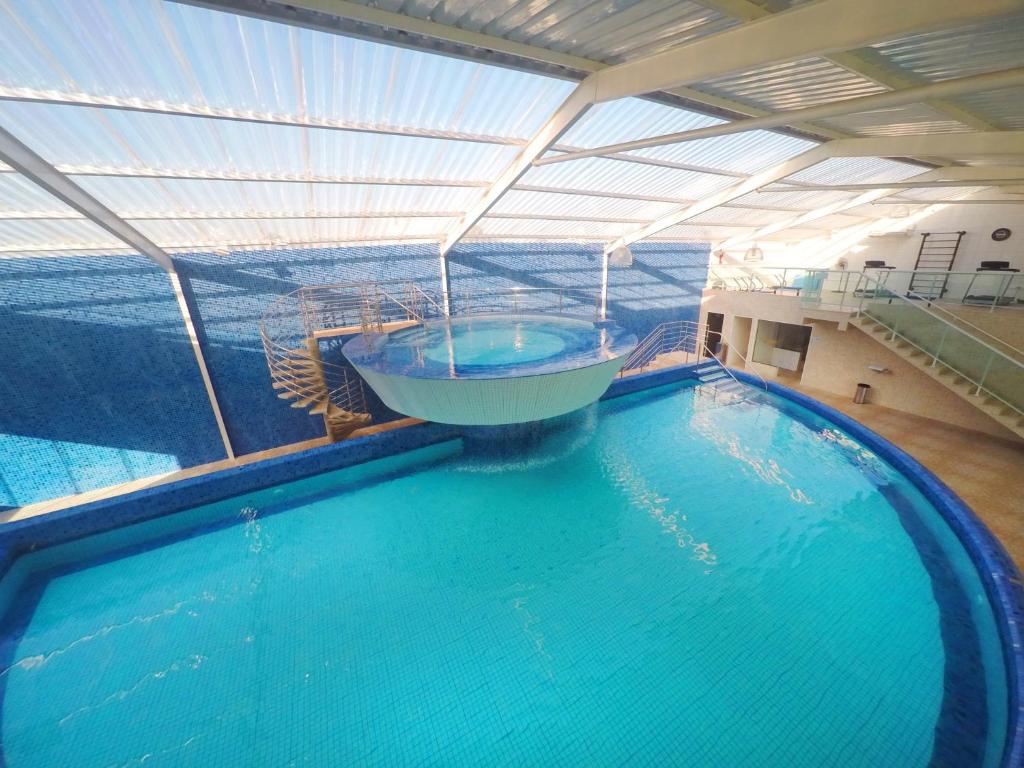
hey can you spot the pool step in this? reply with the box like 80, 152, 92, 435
692, 364, 750, 406
851, 315, 1024, 440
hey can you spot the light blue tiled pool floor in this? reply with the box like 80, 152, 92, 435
0, 383, 1008, 767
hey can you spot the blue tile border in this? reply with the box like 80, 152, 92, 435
0, 360, 1019, 766
725, 369, 1024, 768
0, 421, 460, 581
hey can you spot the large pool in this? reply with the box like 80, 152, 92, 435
0, 378, 1013, 767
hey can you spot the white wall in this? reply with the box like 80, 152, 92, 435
840, 202, 1024, 272
711, 201, 1024, 273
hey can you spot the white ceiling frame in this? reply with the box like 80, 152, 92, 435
0, 86, 528, 146
608, 131, 1024, 250
536, 67, 1024, 166
440, 0, 1020, 255
0, 88, 754, 181
717, 168, 982, 248
0, 126, 175, 271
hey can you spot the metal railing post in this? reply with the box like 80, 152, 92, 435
932, 325, 949, 367
975, 352, 994, 396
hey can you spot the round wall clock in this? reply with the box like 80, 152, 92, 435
991, 227, 1011, 242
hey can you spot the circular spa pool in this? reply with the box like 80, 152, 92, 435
342, 314, 637, 425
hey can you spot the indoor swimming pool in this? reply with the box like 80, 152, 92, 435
0, 376, 1015, 767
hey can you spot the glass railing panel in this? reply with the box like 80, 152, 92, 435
861, 300, 948, 355
936, 329, 1003, 388
961, 272, 1019, 307
982, 354, 1024, 412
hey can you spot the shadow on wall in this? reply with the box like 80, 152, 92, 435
0, 242, 710, 508
0, 256, 226, 507
448, 241, 710, 340
172, 244, 443, 455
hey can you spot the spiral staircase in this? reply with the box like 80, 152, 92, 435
260, 282, 444, 441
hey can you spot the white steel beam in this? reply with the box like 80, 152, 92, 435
718, 168, 959, 248
0, 126, 175, 271
440, 85, 595, 255
762, 179, 1024, 192
825, 130, 1024, 158
608, 133, 1024, 249
605, 146, 831, 251
442, 0, 1017, 255
0, 86, 527, 146
536, 67, 1024, 166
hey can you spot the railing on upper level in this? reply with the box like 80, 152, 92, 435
801, 270, 1024, 363
621, 319, 767, 390
711, 263, 1023, 313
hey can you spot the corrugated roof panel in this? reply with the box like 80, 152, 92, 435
0, 0, 574, 139
630, 130, 816, 174
446, 0, 736, 64
654, 223, 755, 241
695, 57, 885, 111
784, 157, 921, 185
689, 208, 786, 227
519, 158, 738, 200
72, 177, 482, 217
560, 98, 722, 148
869, 12, 1024, 82
133, 217, 453, 247
469, 217, 633, 240
819, 104, 972, 137
0, 103, 520, 183
0, 174, 81, 214
954, 87, 1024, 130
728, 189, 858, 210
0, 218, 122, 250
491, 189, 680, 222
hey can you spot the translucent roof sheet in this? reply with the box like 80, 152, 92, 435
0, 0, 976, 256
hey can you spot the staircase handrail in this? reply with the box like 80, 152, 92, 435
856, 272, 1023, 418
856, 272, 1024, 367
871, 274, 1024, 360
622, 319, 768, 390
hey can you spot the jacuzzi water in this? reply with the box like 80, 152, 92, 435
0, 379, 1010, 767
343, 314, 636, 378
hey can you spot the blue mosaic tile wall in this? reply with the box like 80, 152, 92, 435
0, 242, 708, 507
0, 255, 227, 509
448, 241, 709, 340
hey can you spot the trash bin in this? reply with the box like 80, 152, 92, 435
854, 382, 871, 404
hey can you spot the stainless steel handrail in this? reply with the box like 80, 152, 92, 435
621, 319, 768, 390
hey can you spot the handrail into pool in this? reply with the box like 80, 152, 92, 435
622, 319, 768, 390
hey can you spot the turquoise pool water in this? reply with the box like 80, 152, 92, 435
343, 314, 636, 379
0, 380, 1009, 767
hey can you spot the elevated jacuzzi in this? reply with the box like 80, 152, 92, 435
343, 313, 637, 425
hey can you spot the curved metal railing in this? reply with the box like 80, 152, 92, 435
621, 319, 767, 389
259, 288, 370, 437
